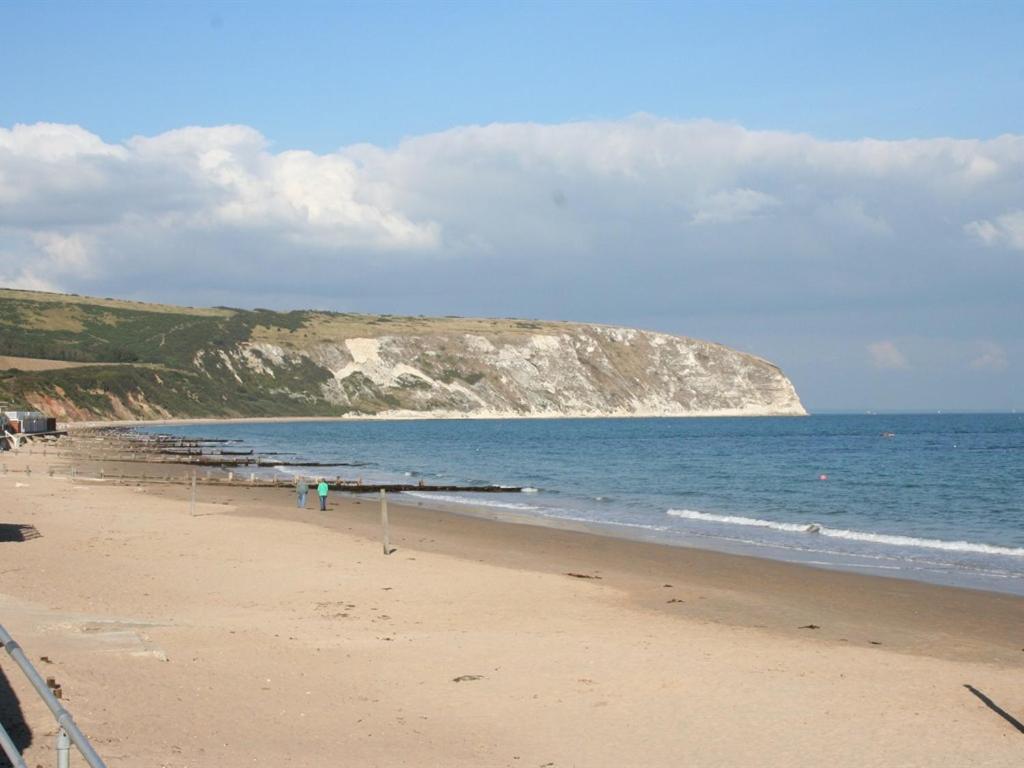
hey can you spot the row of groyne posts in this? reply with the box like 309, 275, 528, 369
13, 428, 521, 495
8, 428, 521, 555
0, 625, 106, 768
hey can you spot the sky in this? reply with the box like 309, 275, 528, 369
0, 0, 1022, 412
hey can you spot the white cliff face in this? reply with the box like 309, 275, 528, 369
232, 324, 806, 418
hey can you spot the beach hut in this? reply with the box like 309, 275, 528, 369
2, 409, 49, 434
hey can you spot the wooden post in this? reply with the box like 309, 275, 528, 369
380, 489, 392, 555
190, 471, 197, 517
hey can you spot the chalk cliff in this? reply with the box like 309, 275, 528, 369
0, 289, 805, 420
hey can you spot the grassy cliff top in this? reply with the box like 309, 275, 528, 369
0, 288, 234, 318
0, 288, 578, 366
0, 288, 797, 421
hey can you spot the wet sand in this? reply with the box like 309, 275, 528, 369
1, 447, 1022, 766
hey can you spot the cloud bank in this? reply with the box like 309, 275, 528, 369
3, 117, 1023, 290
1, 116, 1020, 408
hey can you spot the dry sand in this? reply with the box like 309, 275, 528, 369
1, 448, 1022, 767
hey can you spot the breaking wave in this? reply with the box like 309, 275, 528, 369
666, 509, 1024, 557
403, 491, 541, 512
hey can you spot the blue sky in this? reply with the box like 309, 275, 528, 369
3, 1, 1021, 148
1, 1, 1022, 412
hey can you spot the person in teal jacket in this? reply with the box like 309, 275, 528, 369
317, 479, 329, 510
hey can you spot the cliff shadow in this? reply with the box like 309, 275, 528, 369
0, 664, 32, 766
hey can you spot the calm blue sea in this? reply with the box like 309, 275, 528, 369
141, 414, 1024, 594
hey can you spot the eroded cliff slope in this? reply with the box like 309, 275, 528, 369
0, 289, 805, 420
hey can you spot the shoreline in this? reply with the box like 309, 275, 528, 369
2, 448, 1023, 766
10, 446, 1024, 663
58, 410, 1024, 430
62, 418, 1024, 597
64, 408, 809, 430
384, 493, 1024, 596
189, 481, 1024, 664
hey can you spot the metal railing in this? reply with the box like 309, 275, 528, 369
0, 720, 28, 768
0, 625, 107, 768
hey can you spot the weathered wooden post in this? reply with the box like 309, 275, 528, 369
380, 489, 393, 555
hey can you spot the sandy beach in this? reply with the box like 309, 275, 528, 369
1, 446, 1022, 767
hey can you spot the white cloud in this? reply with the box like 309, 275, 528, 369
0, 122, 125, 162
970, 341, 1008, 371
0, 122, 439, 255
0, 116, 1022, 316
816, 197, 892, 236
965, 210, 1024, 251
868, 341, 910, 370
31, 232, 92, 274
691, 188, 779, 225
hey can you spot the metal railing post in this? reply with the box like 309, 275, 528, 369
0, 625, 107, 768
56, 727, 70, 768
0, 721, 29, 768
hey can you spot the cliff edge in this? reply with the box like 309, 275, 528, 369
0, 289, 805, 420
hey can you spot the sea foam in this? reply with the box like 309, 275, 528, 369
403, 491, 541, 512
666, 509, 1024, 558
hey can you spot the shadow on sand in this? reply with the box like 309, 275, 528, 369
964, 684, 1024, 735
0, 664, 32, 767
0, 525, 40, 543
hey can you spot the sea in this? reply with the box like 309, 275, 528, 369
140, 414, 1024, 595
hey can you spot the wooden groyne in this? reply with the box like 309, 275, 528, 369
48, 428, 368, 467
31, 426, 524, 494
17, 467, 519, 494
